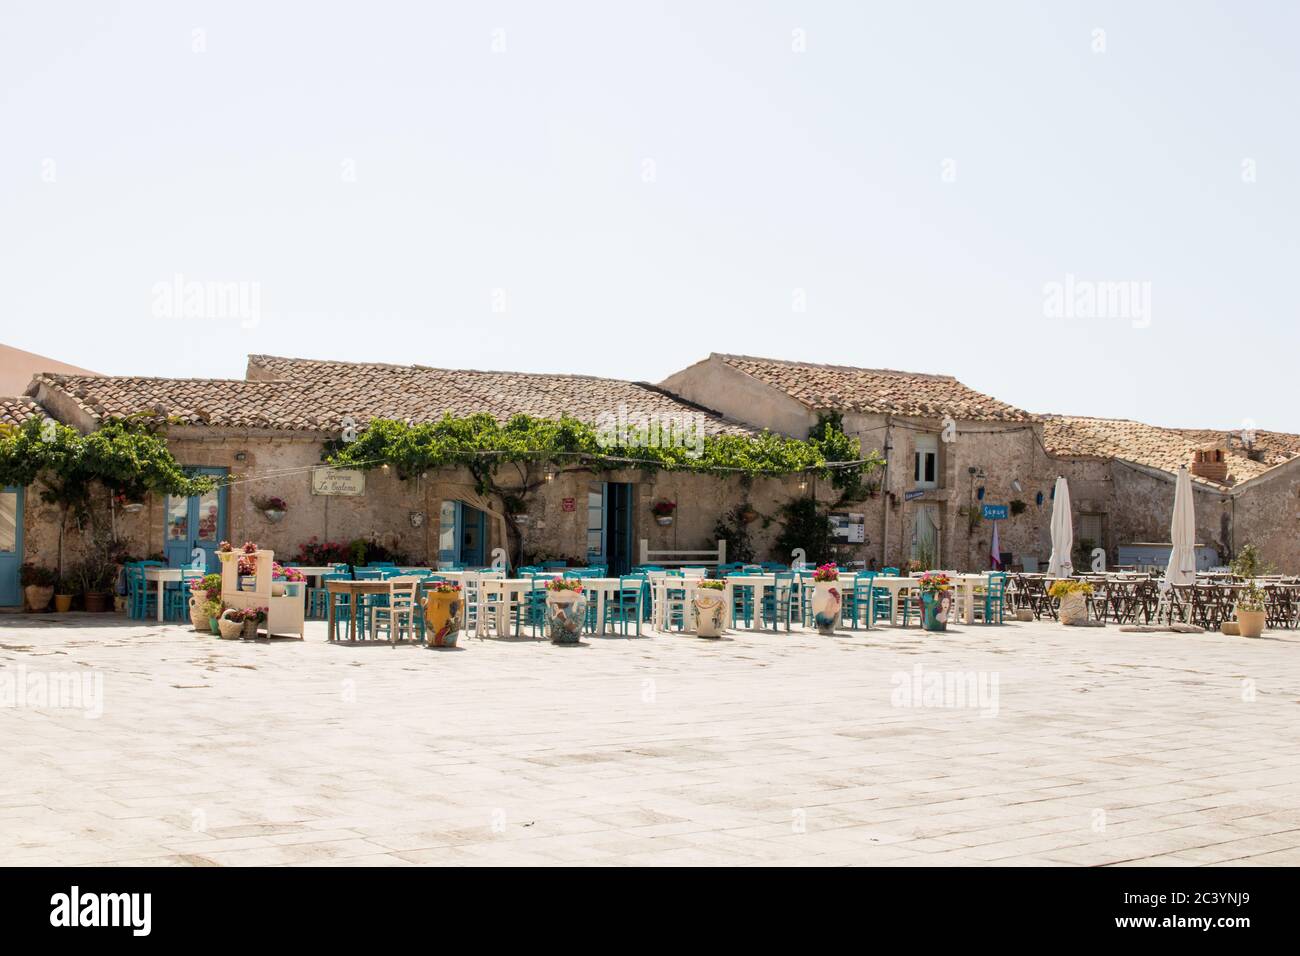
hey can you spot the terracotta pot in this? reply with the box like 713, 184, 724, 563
1235, 607, 1265, 639
54, 593, 74, 613
691, 589, 726, 638
1220, 621, 1240, 636
811, 580, 842, 635
24, 585, 54, 612
83, 591, 111, 613
545, 589, 587, 644
423, 590, 464, 647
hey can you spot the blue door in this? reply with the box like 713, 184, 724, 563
587, 481, 634, 575
0, 486, 22, 606
164, 468, 228, 571
437, 501, 487, 567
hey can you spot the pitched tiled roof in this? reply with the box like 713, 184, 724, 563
246, 355, 751, 434
29, 360, 751, 435
713, 354, 1035, 422
1042, 415, 1300, 488
0, 396, 44, 428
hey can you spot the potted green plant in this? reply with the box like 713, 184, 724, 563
692, 579, 727, 638
810, 563, 841, 636
20, 563, 57, 612
1049, 580, 1093, 625
916, 571, 953, 632
70, 557, 117, 612
202, 598, 223, 634
544, 577, 586, 645
1234, 583, 1266, 638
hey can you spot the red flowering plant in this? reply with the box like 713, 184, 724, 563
916, 571, 952, 594
812, 563, 839, 582
650, 499, 677, 517
428, 581, 462, 594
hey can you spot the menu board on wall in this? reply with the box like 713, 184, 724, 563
311, 467, 366, 496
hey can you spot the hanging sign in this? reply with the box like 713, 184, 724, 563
311, 467, 366, 496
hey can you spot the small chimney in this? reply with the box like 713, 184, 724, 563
1190, 447, 1227, 481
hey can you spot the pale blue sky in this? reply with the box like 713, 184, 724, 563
2, 1, 1297, 430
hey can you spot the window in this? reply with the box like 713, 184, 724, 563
913, 434, 939, 489
1079, 513, 1105, 547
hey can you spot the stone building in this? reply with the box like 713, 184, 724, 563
5, 349, 1300, 608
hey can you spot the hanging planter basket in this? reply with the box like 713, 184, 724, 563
262, 508, 286, 524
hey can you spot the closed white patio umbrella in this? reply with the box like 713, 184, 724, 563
1046, 476, 1074, 577
1165, 465, 1197, 586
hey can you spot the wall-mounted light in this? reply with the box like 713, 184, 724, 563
234, 451, 247, 462
976, 486, 985, 500
797, 474, 808, 492
1036, 491, 1044, 507
544, 467, 554, 483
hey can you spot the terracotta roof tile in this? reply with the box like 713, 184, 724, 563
714, 353, 1035, 422
1042, 415, 1300, 488
0, 395, 44, 428
31, 359, 752, 436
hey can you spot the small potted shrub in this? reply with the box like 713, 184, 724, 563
544, 577, 586, 645
422, 581, 464, 647
692, 579, 727, 638
242, 606, 268, 639
73, 558, 117, 612
235, 541, 260, 589
1049, 580, 1093, 626
1234, 583, 1266, 638
202, 598, 223, 634
20, 563, 57, 612
270, 563, 305, 596
916, 571, 953, 632
651, 499, 677, 527
810, 563, 841, 636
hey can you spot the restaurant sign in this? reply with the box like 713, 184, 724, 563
904, 489, 926, 502
981, 504, 1009, 520
311, 467, 366, 497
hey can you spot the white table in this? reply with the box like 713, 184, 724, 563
142, 567, 185, 622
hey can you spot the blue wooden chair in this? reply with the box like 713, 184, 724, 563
165, 569, 203, 620
725, 570, 755, 628
124, 564, 156, 620
310, 569, 351, 619
979, 572, 1008, 624
367, 561, 396, 569
760, 572, 797, 630
845, 572, 876, 629
602, 575, 645, 636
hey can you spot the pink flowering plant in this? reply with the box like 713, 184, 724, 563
429, 581, 461, 594
812, 563, 839, 582
546, 577, 583, 593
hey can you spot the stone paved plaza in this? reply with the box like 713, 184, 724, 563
2, 612, 1299, 867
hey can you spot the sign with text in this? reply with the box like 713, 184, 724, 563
904, 489, 926, 502
562, 497, 576, 512
982, 504, 1009, 520
311, 467, 366, 497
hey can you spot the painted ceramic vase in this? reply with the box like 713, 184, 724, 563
423, 591, 464, 647
811, 581, 841, 635
921, 591, 951, 632
188, 595, 209, 631
545, 590, 587, 644
692, 589, 726, 638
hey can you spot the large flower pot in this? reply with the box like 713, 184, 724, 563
811, 581, 841, 636
423, 591, 464, 647
188, 596, 209, 630
24, 585, 53, 612
1236, 608, 1265, 639
545, 590, 587, 645
84, 591, 111, 613
691, 590, 726, 638
1058, 592, 1089, 626
921, 591, 951, 632
54, 594, 73, 613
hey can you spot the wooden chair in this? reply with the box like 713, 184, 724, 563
369, 576, 421, 643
